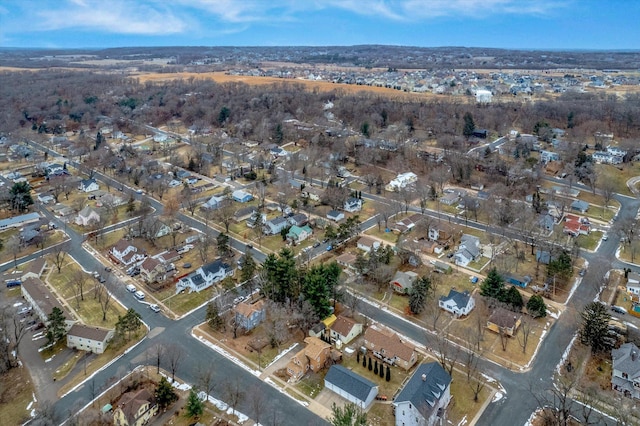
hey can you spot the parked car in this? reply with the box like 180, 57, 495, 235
233, 296, 245, 305
612, 305, 627, 315
312, 242, 320, 248
326, 245, 333, 251
183, 263, 192, 269
126, 284, 136, 293
149, 304, 161, 313
134, 291, 145, 300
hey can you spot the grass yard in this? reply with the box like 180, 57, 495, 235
46, 260, 85, 299
365, 227, 398, 244
447, 368, 493, 425
596, 163, 640, 196
340, 351, 415, 399
576, 230, 603, 250
296, 372, 325, 398
163, 287, 215, 316
0, 366, 36, 426
72, 294, 128, 329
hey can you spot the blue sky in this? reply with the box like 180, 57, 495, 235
1, 0, 637, 50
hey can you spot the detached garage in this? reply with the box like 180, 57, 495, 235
325, 365, 378, 409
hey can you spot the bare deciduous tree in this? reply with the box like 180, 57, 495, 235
166, 343, 184, 382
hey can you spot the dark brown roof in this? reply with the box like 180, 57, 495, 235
119, 388, 155, 424
332, 315, 358, 338
67, 324, 112, 342
488, 307, 522, 328
112, 238, 134, 254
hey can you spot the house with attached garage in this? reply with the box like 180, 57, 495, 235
364, 325, 417, 370
439, 289, 475, 317
232, 189, 253, 203
78, 178, 99, 192
263, 217, 289, 235
612, 342, 640, 399
325, 365, 378, 409
394, 362, 452, 426
357, 236, 380, 253
139, 257, 166, 283
175, 258, 233, 294
66, 324, 114, 354
288, 213, 308, 227
110, 239, 146, 267
286, 336, 336, 381
327, 210, 345, 222
390, 270, 419, 294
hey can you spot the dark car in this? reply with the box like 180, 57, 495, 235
612, 306, 627, 315
313, 242, 320, 248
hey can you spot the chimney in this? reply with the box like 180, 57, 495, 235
422, 374, 427, 382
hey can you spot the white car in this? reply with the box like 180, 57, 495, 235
149, 304, 161, 313
134, 291, 145, 300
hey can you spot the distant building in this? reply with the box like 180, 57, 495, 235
386, 172, 417, 192
475, 89, 493, 103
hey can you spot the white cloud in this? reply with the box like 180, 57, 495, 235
34, 0, 187, 35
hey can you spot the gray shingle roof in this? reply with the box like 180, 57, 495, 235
325, 365, 377, 402
612, 343, 640, 379
395, 362, 451, 419
439, 289, 471, 308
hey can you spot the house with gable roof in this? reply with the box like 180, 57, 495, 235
343, 197, 363, 213
66, 324, 114, 354
139, 257, 165, 283
394, 362, 452, 426
263, 217, 289, 235
325, 365, 378, 409
330, 315, 363, 345
286, 224, 313, 244
286, 336, 336, 381
390, 270, 419, 294
626, 272, 640, 296
357, 236, 380, 253
453, 234, 481, 267
439, 289, 475, 317
612, 342, 640, 399
487, 307, 522, 336
176, 258, 233, 294
364, 325, 417, 370
234, 300, 266, 331
78, 178, 99, 192
110, 239, 146, 267
75, 205, 101, 227
113, 388, 158, 426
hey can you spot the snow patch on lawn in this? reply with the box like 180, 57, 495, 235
44, 355, 55, 363
492, 391, 504, 403
556, 334, 578, 374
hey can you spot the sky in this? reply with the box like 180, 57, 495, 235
1, 0, 638, 50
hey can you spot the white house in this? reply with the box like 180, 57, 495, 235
75, 206, 101, 227
357, 236, 380, 253
475, 89, 493, 103
438, 289, 475, 317
203, 195, 227, 210
330, 315, 363, 345
176, 259, 233, 294
286, 225, 313, 244
78, 178, 99, 192
66, 324, 114, 354
386, 172, 417, 192
327, 210, 345, 222
612, 343, 640, 399
325, 365, 378, 409
627, 272, 640, 296
263, 217, 289, 235
394, 362, 451, 426
110, 239, 146, 267
343, 197, 362, 213
453, 234, 481, 267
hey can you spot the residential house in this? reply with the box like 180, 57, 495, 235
563, 214, 591, 237
0, 212, 41, 231
234, 300, 266, 331
110, 239, 146, 267
75, 206, 101, 227
78, 178, 99, 192
263, 217, 289, 235
343, 197, 363, 213
363, 326, 418, 370
487, 307, 522, 336
302, 186, 324, 202
394, 362, 452, 426
176, 259, 233, 294
501, 272, 531, 288
428, 224, 455, 243
232, 190, 253, 203
357, 236, 381, 253
21, 277, 75, 329
234, 206, 257, 223
540, 150, 560, 163
203, 195, 227, 210
393, 213, 423, 234
390, 270, 419, 294
386, 172, 418, 192
325, 365, 378, 409
113, 388, 158, 426
327, 210, 345, 222
453, 234, 481, 267
612, 342, 640, 399
288, 213, 308, 227
139, 257, 165, 283
571, 200, 590, 213
286, 336, 334, 381
330, 315, 363, 345
440, 192, 460, 206
37, 193, 55, 204
66, 324, 114, 354
627, 273, 640, 296
439, 289, 475, 317
336, 253, 357, 271
287, 225, 313, 244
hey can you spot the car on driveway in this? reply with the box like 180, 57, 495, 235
149, 304, 161, 313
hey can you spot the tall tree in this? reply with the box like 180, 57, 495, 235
480, 268, 504, 300
185, 389, 204, 419
9, 181, 33, 212
217, 232, 230, 257
239, 252, 257, 283
329, 402, 368, 426
155, 377, 177, 410
526, 294, 547, 318
462, 112, 475, 139
46, 307, 67, 345
580, 302, 616, 353
206, 301, 225, 331
408, 276, 432, 314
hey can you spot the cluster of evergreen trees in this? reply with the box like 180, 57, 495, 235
480, 268, 547, 318
356, 350, 391, 382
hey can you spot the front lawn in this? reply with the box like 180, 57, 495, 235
163, 287, 215, 316
0, 367, 36, 426
576, 230, 603, 250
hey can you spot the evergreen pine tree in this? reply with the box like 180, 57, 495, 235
374, 360, 378, 375
368, 357, 372, 371
386, 365, 391, 382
